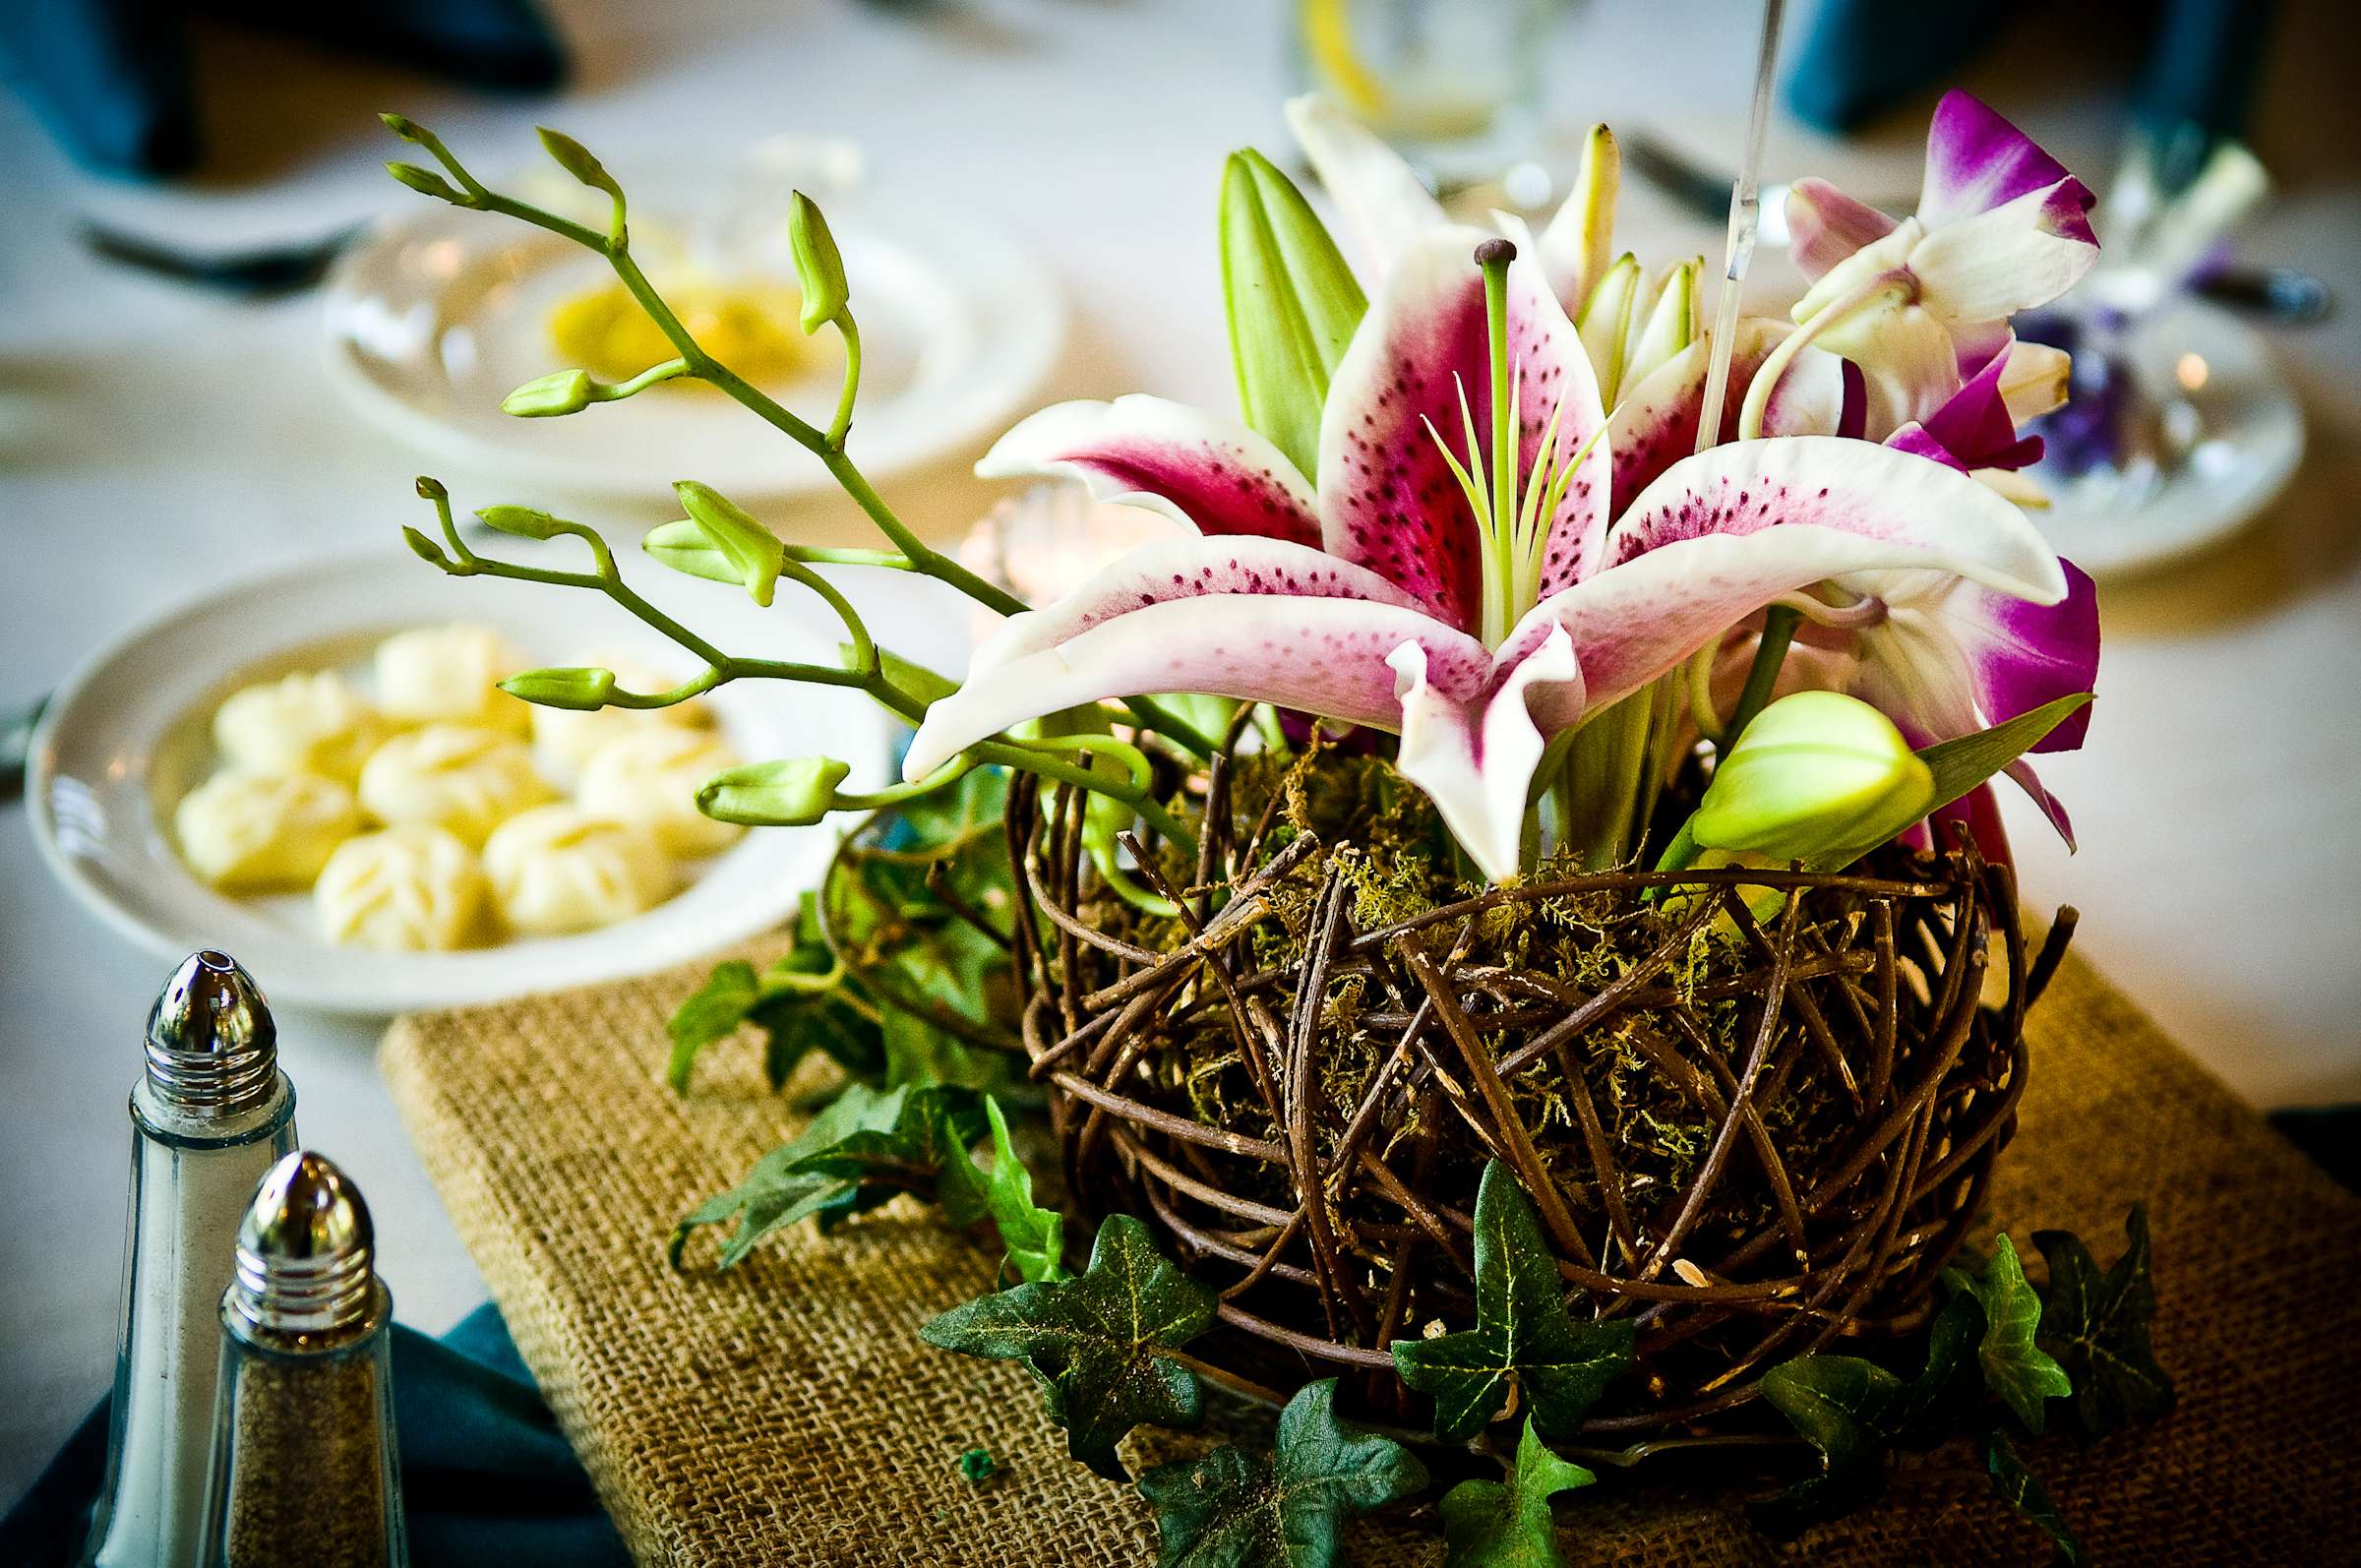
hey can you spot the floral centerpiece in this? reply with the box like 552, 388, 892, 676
380, 83, 2169, 1564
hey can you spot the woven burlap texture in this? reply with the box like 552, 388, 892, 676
381, 945, 2361, 1566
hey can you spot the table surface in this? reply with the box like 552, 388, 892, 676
4, 0, 2355, 1511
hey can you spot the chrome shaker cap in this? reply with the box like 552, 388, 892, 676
224, 1151, 381, 1345
145, 950, 277, 1116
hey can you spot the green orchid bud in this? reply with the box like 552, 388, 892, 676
501, 666, 617, 711
400, 525, 451, 568
788, 192, 848, 333
537, 128, 620, 201
844, 643, 958, 708
386, 161, 464, 204
476, 504, 567, 540
697, 755, 851, 825
673, 481, 785, 606
1693, 692, 1934, 864
502, 368, 594, 418
640, 518, 735, 585
1219, 148, 1365, 482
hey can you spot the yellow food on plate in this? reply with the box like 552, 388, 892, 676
575, 728, 746, 857
175, 771, 361, 892
530, 649, 715, 787
483, 805, 673, 936
548, 279, 813, 387
212, 671, 388, 784
374, 623, 531, 734
357, 724, 553, 848
314, 825, 491, 951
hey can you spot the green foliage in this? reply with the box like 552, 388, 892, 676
2033, 1206, 2174, 1438
663, 893, 881, 1094
1915, 694, 2093, 819
668, 1081, 982, 1267
1389, 1162, 1634, 1442
1438, 1417, 1594, 1568
1134, 1379, 1427, 1567
1944, 1238, 2073, 1434
1219, 149, 1365, 481
956, 1446, 998, 1486
1983, 1430, 2087, 1566
938, 1097, 1067, 1284
921, 1215, 1215, 1480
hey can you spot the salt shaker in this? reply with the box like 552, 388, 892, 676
198, 1151, 407, 1568
84, 952, 298, 1568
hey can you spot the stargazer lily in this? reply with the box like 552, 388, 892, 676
1781, 90, 2097, 439
905, 229, 2069, 879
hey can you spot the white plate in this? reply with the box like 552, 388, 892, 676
321, 177, 1063, 506
2033, 300, 2306, 578
28, 549, 891, 1015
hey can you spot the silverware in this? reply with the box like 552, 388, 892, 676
79, 219, 361, 296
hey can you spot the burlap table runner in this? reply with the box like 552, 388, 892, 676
381, 945, 2361, 1565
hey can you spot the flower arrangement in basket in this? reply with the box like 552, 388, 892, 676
381, 75, 2172, 1566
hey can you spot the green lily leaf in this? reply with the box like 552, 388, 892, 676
920, 1214, 1215, 1480
1438, 1416, 1594, 1567
1944, 1238, 2073, 1434
1219, 148, 1365, 482
674, 480, 785, 606
1389, 1161, 1634, 1442
938, 1096, 1067, 1283
1135, 1378, 1427, 1567
1915, 693, 2094, 819
2033, 1206, 2174, 1438
1753, 1356, 1907, 1531
668, 1082, 979, 1268
1984, 1429, 2087, 1566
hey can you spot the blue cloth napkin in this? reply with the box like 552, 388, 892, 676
0, 1302, 630, 1568
0, 0, 565, 178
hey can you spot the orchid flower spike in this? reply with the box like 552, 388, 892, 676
1782, 91, 2098, 440
908, 229, 2068, 880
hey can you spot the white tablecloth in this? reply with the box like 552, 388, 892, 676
4, 0, 2355, 1507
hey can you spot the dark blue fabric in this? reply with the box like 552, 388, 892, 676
0, 1302, 629, 1568
0, 0, 563, 178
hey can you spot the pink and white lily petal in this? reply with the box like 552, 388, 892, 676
963, 536, 1424, 680
1390, 625, 1583, 881
978, 395, 1322, 548
1786, 175, 1900, 281
1318, 228, 1608, 628
1917, 90, 2096, 237
901, 593, 1491, 780
1284, 94, 1446, 276
1601, 320, 1846, 529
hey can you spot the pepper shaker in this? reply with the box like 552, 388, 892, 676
84, 952, 298, 1568
198, 1151, 407, 1568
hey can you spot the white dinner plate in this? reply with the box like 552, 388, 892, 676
321, 168, 1064, 507
28, 548, 892, 1015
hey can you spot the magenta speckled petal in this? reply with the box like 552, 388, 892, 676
977, 394, 1322, 547
1600, 321, 1846, 528
1317, 228, 1607, 631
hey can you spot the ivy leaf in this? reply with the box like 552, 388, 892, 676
663, 894, 883, 1093
1752, 1356, 1907, 1532
1135, 1378, 1427, 1567
665, 959, 762, 1093
1983, 1429, 2087, 1566
1945, 1238, 2073, 1434
2033, 1206, 2173, 1438
669, 1083, 980, 1268
938, 1096, 1068, 1283
1389, 1161, 1635, 1441
921, 1214, 1215, 1479
1438, 1416, 1593, 1567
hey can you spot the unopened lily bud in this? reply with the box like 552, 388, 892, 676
788, 192, 848, 333
697, 756, 850, 826
501, 667, 616, 711
673, 481, 785, 606
1694, 692, 1934, 863
502, 368, 594, 418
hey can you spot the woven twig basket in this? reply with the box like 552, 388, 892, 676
1003, 736, 2073, 1440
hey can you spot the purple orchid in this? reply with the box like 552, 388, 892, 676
1782, 91, 2099, 440
907, 229, 2069, 879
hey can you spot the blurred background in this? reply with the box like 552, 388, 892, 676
2, 0, 2355, 1515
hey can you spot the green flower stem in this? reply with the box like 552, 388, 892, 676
968, 739, 1196, 855
829, 754, 982, 811
826, 312, 862, 450
787, 544, 916, 572
599, 357, 691, 400
1723, 604, 1800, 746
